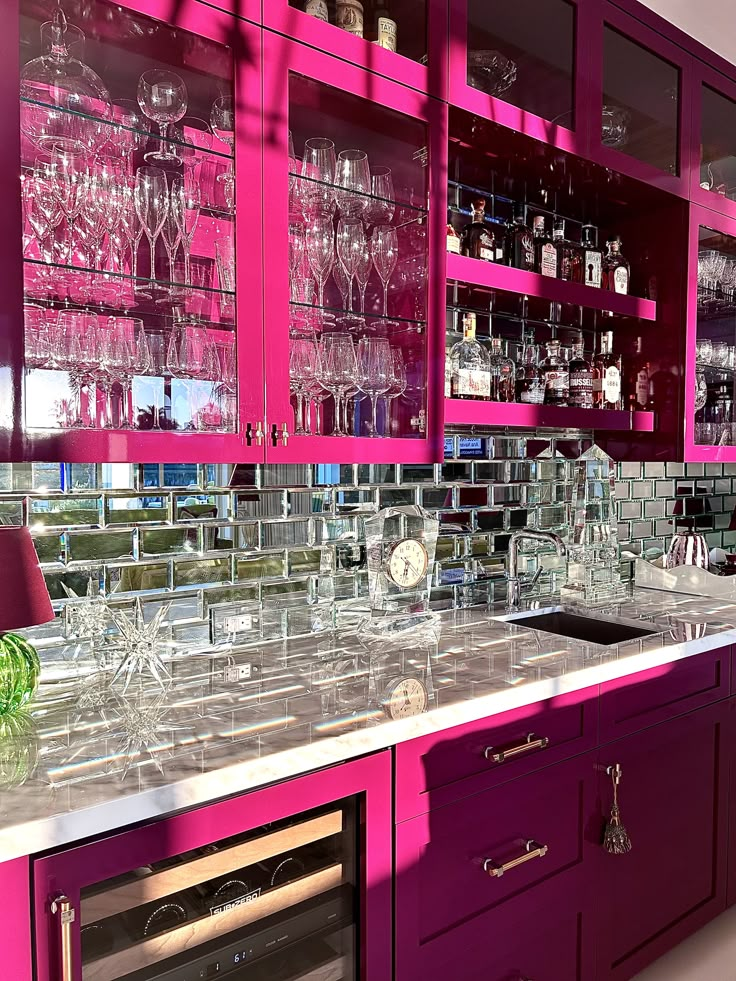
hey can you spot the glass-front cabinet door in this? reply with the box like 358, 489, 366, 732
685, 206, 736, 462
448, 0, 588, 153
15, 0, 264, 462
691, 64, 736, 221
33, 754, 391, 981
263, 33, 446, 464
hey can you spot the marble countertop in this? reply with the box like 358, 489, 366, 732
1, 586, 736, 863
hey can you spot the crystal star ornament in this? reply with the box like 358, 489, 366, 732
110, 598, 172, 693
111, 690, 189, 778
73, 669, 116, 723
62, 577, 112, 663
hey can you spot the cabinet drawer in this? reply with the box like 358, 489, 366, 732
599, 647, 730, 743
395, 686, 597, 821
395, 752, 594, 970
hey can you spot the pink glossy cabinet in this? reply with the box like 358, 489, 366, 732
691, 64, 736, 219
1, 856, 33, 981
262, 32, 446, 463
13, 0, 264, 463
33, 753, 391, 981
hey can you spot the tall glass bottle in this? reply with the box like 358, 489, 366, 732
372, 2, 398, 50
577, 224, 602, 288
461, 199, 495, 262
449, 313, 491, 400
540, 339, 569, 406
553, 218, 575, 281
568, 335, 594, 408
516, 334, 545, 404
593, 330, 623, 409
507, 203, 535, 271
533, 216, 557, 277
488, 337, 515, 402
626, 336, 650, 411
602, 238, 631, 294
304, 0, 329, 20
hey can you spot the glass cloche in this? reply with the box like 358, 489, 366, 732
20, 5, 112, 153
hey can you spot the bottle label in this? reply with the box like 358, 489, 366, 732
305, 0, 329, 20
336, 0, 364, 36
647, 275, 658, 301
447, 233, 461, 255
445, 356, 452, 397
495, 245, 505, 263
559, 251, 573, 281
584, 251, 602, 287
521, 233, 534, 270
480, 245, 494, 261
452, 369, 490, 399
520, 380, 545, 404
544, 370, 569, 393
569, 371, 594, 407
635, 369, 649, 407
604, 365, 621, 404
540, 243, 557, 277
614, 266, 629, 294
375, 16, 397, 50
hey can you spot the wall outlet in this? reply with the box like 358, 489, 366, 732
223, 614, 254, 634
223, 663, 254, 683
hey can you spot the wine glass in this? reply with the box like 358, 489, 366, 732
210, 96, 235, 210
336, 218, 364, 314
355, 232, 372, 315
289, 337, 319, 435
175, 116, 213, 173
319, 334, 358, 436
368, 166, 395, 224
110, 99, 149, 167
335, 149, 370, 218
50, 145, 87, 264
110, 317, 144, 429
306, 215, 335, 314
171, 177, 201, 291
357, 336, 392, 437
371, 224, 398, 317
384, 347, 407, 437
300, 138, 336, 218
134, 166, 169, 294
137, 70, 188, 162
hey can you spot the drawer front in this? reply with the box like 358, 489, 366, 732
599, 647, 730, 743
395, 686, 598, 821
395, 752, 595, 969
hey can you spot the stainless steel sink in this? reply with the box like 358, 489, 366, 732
495, 607, 661, 646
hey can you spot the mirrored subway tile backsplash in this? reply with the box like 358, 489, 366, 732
4, 443, 736, 658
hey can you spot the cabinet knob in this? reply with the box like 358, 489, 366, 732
280, 422, 290, 446
254, 421, 264, 445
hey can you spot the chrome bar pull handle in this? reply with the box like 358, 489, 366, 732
485, 733, 549, 764
484, 839, 548, 878
280, 423, 290, 446
51, 895, 75, 981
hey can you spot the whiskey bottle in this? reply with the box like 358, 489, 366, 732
533, 216, 557, 278
336, 0, 364, 37
593, 330, 623, 409
304, 0, 329, 20
461, 199, 495, 262
446, 212, 462, 254
450, 313, 491, 400
602, 237, 630, 294
540, 339, 569, 406
578, 224, 602, 288
373, 2, 398, 51
552, 218, 575, 282
568, 335, 594, 408
488, 337, 515, 402
626, 336, 650, 411
507, 202, 535, 271
516, 334, 545, 404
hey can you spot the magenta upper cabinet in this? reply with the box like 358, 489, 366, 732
264, 0, 448, 99
684, 204, 736, 462
263, 32, 447, 464
589, 4, 692, 196
691, 65, 736, 220
448, 0, 591, 154
14, 0, 265, 463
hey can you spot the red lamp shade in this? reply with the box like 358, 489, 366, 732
0, 527, 54, 632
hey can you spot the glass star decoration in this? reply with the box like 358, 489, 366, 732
109, 598, 172, 693
111, 690, 189, 778
73, 669, 116, 724
62, 577, 112, 664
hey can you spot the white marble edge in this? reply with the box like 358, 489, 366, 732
2, 593, 736, 864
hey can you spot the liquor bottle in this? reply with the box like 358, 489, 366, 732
506, 202, 535, 271
488, 337, 515, 402
446, 213, 462, 254
602, 237, 630, 294
516, 334, 545, 404
568, 335, 594, 408
336, 0, 364, 37
450, 313, 491, 400
552, 218, 575, 282
577, 224, 602, 288
540, 339, 569, 406
460, 199, 495, 262
533, 216, 557, 278
626, 336, 650, 411
372, 2, 398, 51
304, 0, 329, 20
593, 330, 623, 409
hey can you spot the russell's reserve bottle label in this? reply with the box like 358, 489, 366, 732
569, 372, 594, 407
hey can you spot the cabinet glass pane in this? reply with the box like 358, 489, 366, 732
466, 0, 576, 127
289, 1, 427, 65
700, 84, 736, 201
79, 799, 357, 980
693, 226, 736, 447
288, 73, 429, 440
20, 0, 237, 435
602, 26, 680, 175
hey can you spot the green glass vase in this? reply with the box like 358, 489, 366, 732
0, 632, 40, 715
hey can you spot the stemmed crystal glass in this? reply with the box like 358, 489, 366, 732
210, 96, 235, 210
355, 231, 372, 315
111, 99, 148, 166
368, 166, 395, 224
332, 259, 351, 312
357, 336, 392, 437
50, 145, 87, 264
319, 333, 358, 437
306, 215, 335, 313
160, 191, 182, 291
336, 218, 364, 314
97, 319, 129, 428
289, 336, 320, 435
371, 224, 398, 317
335, 149, 370, 218
384, 346, 407, 436
134, 166, 169, 293
171, 177, 201, 290
300, 138, 336, 218
22, 168, 61, 268
137, 70, 188, 162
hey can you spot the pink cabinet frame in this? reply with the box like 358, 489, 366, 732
690, 62, 736, 221
2, 856, 32, 981
264, 0, 449, 100
33, 751, 392, 981
262, 31, 447, 464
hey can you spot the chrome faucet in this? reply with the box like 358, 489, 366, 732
506, 529, 567, 611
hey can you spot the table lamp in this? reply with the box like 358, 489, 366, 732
0, 527, 54, 715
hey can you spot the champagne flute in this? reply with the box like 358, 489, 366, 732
134, 166, 169, 292
306, 215, 335, 313
171, 177, 201, 291
368, 166, 395, 224
335, 218, 364, 314
137, 70, 188, 162
357, 336, 392, 437
210, 96, 235, 210
371, 224, 398, 317
355, 232, 372, 315
335, 149, 370, 218
50, 144, 86, 264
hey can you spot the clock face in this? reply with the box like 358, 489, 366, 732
383, 677, 428, 720
386, 539, 429, 589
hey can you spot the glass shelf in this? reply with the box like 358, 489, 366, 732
290, 300, 425, 330
290, 171, 428, 216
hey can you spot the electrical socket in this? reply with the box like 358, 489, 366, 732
223, 663, 254, 683
223, 614, 254, 634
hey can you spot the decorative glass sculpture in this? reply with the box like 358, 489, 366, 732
561, 444, 626, 603
110, 598, 172, 692
0, 634, 41, 715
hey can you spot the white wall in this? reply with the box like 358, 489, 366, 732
638, 0, 736, 67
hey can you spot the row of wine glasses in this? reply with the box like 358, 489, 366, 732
289, 334, 407, 438
698, 249, 736, 299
